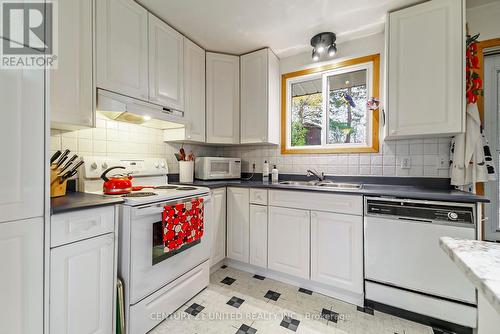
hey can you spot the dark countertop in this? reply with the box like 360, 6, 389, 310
172, 180, 489, 203
51, 192, 124, 215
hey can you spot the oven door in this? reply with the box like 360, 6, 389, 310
128, 194, 211, 304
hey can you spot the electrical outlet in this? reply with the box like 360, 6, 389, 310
437, 154, 450, 170
400, 156, 411, 169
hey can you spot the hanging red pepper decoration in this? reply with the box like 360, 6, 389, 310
466, 33, 483, 104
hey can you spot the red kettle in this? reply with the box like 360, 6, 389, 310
101, 166, 133, 195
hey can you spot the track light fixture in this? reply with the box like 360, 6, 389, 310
310, 32, 337, 61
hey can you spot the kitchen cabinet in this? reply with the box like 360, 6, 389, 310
310, 211, 363, 294
206, 52, 240, 144
148, 14, 184, 111
268, 206, 310, 279
249, 204, 268, 268
226, 187, 249, 262
96, 0, 149, 101
50, 0, 94, 130
385, 0, 464, 138
0, 58, 44, 223
50, 234, 115, 334
240, 48, 280, 144
210, 188, 226, 266
0, 218, 44, 334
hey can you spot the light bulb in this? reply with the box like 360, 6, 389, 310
317, 45, 325, 53
312, 49, 320, 61
143, 115, 152, 121
328, 44, 337, 57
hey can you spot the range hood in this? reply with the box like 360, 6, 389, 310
96, 89, 186, 130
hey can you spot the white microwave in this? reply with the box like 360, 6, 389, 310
195, 157, 241, 180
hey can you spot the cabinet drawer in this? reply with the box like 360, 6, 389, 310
269, 190, 362, 215
51, 206, 115, 247
250, 188, 268, 205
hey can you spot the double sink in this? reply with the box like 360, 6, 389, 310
278, 180, 363, 190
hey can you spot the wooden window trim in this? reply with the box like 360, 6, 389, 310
281, 54, 380, 154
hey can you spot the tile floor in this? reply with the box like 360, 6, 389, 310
150, 266, 435, 334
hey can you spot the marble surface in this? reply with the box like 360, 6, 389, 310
440, 237, 500, 314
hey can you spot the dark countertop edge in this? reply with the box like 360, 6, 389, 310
172, 181, 489, 203
51, 192, 124, 215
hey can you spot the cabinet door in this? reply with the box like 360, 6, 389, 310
96, 0, 148, 100
226, 187, 249, 262
50, 234, 115, 334
0, 58, 44, 222
311, 211, 363, 294
148, 14, 184, 111
386, 0, 464, 138
268, 207, 310, 279
206, 52, 240, 144
240, 49, 268, 143
249, 205, 268, 268
50, 0, 93, 129
0, 218, 43, 334
210, 188, 226, 266
184, 38, 206, 142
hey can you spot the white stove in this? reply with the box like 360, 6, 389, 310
79, 157, 212, 334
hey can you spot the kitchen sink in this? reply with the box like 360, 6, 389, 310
278, 180, 362, 190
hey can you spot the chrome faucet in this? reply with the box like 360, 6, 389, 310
306, 169, 325, 182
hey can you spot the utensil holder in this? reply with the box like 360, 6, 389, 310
179, 161, 194, 183
50, 167, 67, 197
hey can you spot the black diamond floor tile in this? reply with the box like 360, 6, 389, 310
221, 276, 236, 285
280, 315, 300, 332
184, 303, 204, 316
264, 290, 281, 301
321, 308, 339, 323
356, 306, 374, 315
227, 296, 245, 308
235, 323, 257, 334
298, 287, 313, 295
221, 265, 228, 269
253, 274, 266, 280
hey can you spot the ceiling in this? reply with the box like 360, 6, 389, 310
137, 0, 423, 58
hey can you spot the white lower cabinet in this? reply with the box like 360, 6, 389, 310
268, 207, 310, 279
50, 233, 115, 334
310, 211, 363, 294
227, 187, 250, 263
249, 204, 268, 268
0, 218, 43, 334
210, 188, 226, 266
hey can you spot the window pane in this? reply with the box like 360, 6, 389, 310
290, 78, 322, 146
327, 69, 368, 144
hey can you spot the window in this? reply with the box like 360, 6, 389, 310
281, 54, 380, 154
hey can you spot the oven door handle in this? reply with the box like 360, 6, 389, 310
134, 206, 165, 217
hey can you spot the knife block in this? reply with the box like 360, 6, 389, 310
50, 167, 67, 198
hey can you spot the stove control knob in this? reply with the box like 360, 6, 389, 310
160, 162, 166, 168
102, 162, 108, 169
448, 212, 458, 220
90, 162, 98, 170
154, 162, 160, 168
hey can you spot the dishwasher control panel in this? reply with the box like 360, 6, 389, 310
365, 198, 475, 225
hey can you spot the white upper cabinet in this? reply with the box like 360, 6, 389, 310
240, 48, 280, 144
50, 0, 93, 130
206, 52, 240, 144
310, 211, 363, 295
148, 14, 184, 111
96, 0, 149, 101
183, 38, 206, 142
0, 61, 44, 223
386, 0, 464, 138
0, 218, 44, 334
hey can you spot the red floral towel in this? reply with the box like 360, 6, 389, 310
162, 198, 204, 252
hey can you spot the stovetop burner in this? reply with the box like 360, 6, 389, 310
176, 187, 198, 191
122, 192, 157, 198
155, 185, 180, 190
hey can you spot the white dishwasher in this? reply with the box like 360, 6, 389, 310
364, 197, 478, 330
